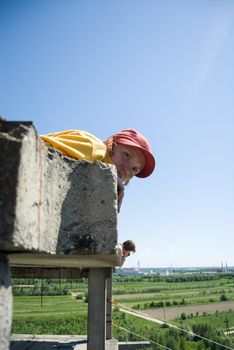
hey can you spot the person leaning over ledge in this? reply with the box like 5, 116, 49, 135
41, 128, 156, 212
116, 240, 136, 267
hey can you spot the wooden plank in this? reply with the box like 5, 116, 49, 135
9, 253, 116, 268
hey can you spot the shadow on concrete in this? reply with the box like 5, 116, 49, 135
10, 339, 87, 350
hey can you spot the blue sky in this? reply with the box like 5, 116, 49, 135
1, 0, 233, 267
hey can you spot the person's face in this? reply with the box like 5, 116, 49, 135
122, 248, 131, 257
111, 143, 146, 182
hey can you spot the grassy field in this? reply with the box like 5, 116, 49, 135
13, 295, 87, 334
12, 273, 234, 349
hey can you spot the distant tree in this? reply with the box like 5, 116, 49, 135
179, 337, 187, 350
220, 293, 228, 301
196, 342, 206, 350
192, 322, 232, 350
166, 336, 179, 350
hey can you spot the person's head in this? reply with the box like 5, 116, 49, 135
122, 240, 136, 257
105, 129, 155, 183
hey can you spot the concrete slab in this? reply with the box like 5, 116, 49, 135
10, 334, 87, 350
10, 335, 119, 350
0, 121, 118, 262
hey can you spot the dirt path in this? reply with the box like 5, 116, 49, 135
143, 301, 234, 321
114, 290, 197, 299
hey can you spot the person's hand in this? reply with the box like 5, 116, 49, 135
117, 176, 125, 212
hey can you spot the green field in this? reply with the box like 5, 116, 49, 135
13, 295, 87, 334
12, 273, 234, 349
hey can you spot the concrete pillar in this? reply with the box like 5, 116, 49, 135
88, 268, 107, 350
0, 254, 12, 350
106, 268, 113, 340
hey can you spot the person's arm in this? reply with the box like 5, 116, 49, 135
117, 177, 125, 213
116, 245, 125, 267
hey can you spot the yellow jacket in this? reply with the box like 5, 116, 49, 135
41, 130, 112, 164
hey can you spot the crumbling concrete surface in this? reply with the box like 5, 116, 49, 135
0, 121, 118, 255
